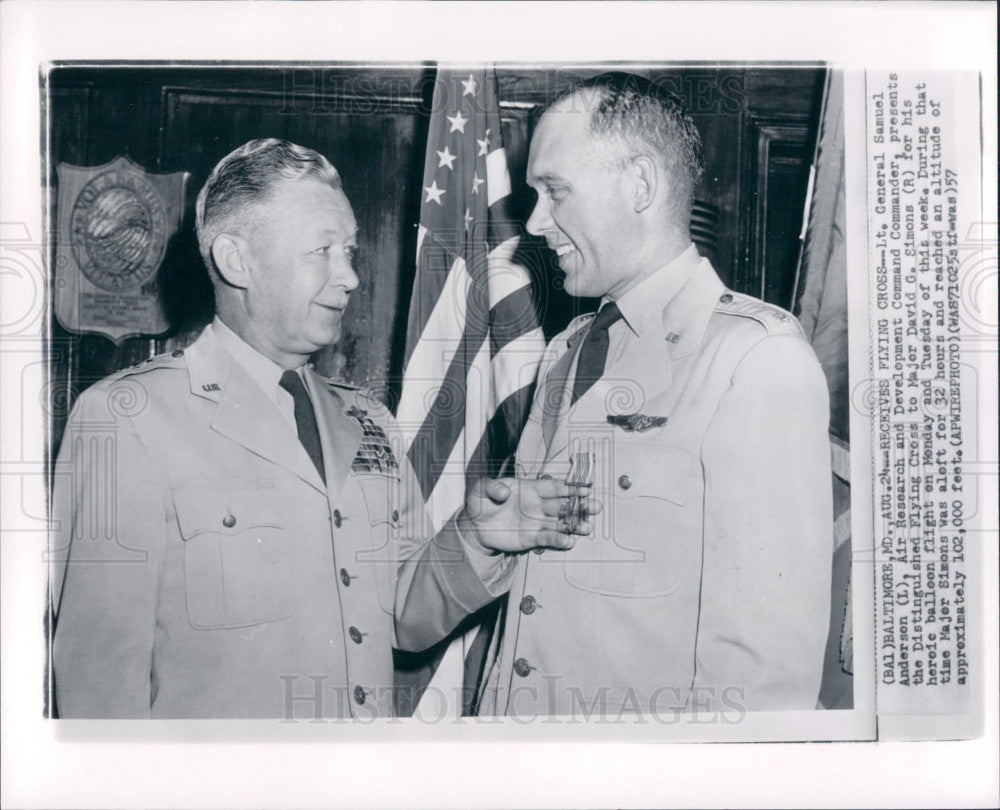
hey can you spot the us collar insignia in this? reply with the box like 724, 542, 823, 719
606, 413, 668, 433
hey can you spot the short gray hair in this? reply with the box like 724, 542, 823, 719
554, 72, 704, 212
194, 138, 342, 271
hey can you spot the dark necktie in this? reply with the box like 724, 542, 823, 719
571, 302, 623, 405
279, 369, 326, 483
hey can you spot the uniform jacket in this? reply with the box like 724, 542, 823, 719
396, 253, 833, 716
51, 325, 429, 719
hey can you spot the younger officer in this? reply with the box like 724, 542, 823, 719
396, 75, 833, 716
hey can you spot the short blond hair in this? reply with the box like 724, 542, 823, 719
194, 138, 342, 271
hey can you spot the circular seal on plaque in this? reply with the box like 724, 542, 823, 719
69, 168, 168, 292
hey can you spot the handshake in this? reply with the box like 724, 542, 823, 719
457, 474, 603, 555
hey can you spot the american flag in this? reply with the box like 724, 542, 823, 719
394, 67, 545, 714
398, 68, 544, 529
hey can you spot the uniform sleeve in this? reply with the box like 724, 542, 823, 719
50, 385, 166, 718
389, 342, 560, 655
394, 506, 516, 653
692, 333, 833, 711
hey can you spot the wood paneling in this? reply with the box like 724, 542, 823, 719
45, 64, 825, 454
45, 85, 91, 456
740, 115, 813, 308
158, 86, 430, 389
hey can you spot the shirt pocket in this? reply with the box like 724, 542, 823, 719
172, 479, 293, 630
356, 474, 401, 615
563, 440, 696, 598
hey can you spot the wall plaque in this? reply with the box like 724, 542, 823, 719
55, 156, 188, 342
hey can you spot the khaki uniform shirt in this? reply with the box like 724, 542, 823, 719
51, 323, 433, 718
397, 248, 833, 717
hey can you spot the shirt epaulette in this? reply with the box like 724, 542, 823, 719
323, 378, 389, 413
112, 349, 187, 378
713, 291, 805, 338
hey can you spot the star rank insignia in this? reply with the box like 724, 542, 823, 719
346, 407, 399, 475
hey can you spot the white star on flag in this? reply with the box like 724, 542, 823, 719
436, 146, 457, 169
423, 180, 445, 205
400, 66, 546, 722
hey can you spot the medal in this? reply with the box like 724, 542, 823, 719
565, 450, 595, 532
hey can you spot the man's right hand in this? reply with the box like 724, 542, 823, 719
457, 476, 601, 555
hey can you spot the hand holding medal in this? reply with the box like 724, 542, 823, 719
565, 450, 596, 533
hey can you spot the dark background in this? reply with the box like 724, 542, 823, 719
45, 63, 825, 457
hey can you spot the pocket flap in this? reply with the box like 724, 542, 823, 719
610, 441, 694, 506
358, 475, 404, 526
171, 479, 284, 540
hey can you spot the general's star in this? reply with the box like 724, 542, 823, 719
436, 146, 457, 170
471, 171, 484, 195
463, 208, 474, 230
476, 129, 491, 156
461, 74, 478, 96
424, 180, 446, 205
446, 110, 468, 133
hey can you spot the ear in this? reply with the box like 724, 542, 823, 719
628, 155, 658, 214
210, 233, 252, 290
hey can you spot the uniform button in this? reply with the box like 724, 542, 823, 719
353, 685, 366, 705
349, 626, 363, 644
519, 595, 538, 615
618, 474, 632, 490
340, 568, 352, 586
719, 293, 734, 304
333, 509, 343, 528
222, 512, 237, 528
513, 658, 532, 678
391, 509, 400, 523
171, 349, 184, 357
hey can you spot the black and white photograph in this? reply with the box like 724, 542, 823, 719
43, 61, 854, 723
1, 2, 996, 809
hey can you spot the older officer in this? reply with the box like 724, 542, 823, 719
396, 74, 833, 716
51, 138, 590, 719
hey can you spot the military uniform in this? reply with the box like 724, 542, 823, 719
51, 323, 430, 718
397, 246, 833, 715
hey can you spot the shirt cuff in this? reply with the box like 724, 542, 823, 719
437, 516, 518, 603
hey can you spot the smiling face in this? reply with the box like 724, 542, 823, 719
525, 93, 637, 300
240, 178, 359, 366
